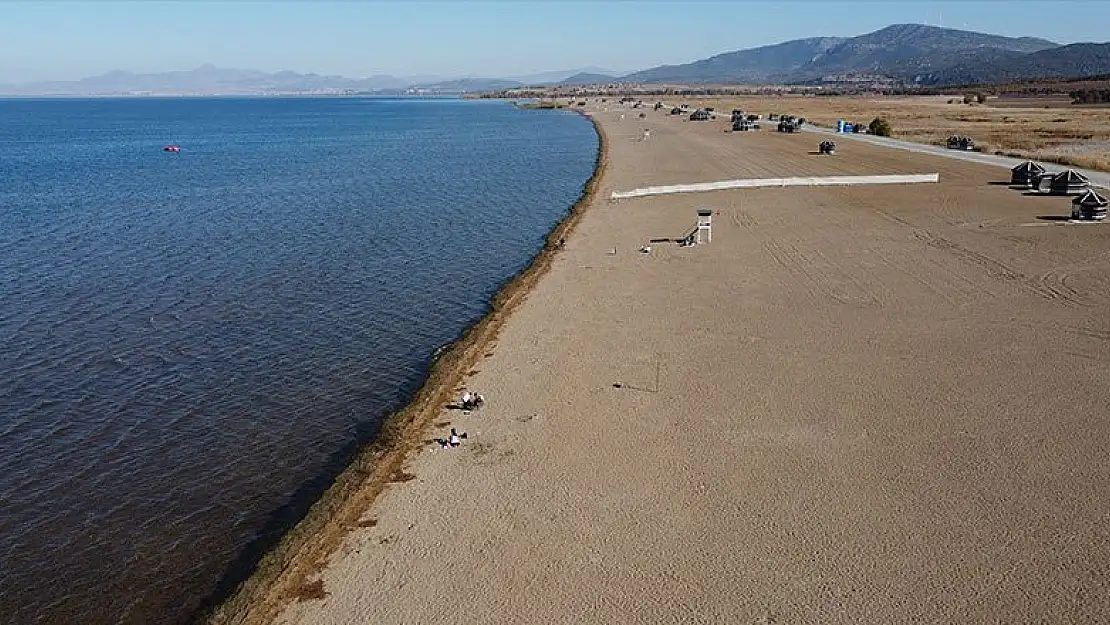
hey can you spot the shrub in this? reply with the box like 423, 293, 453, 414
869, 117, 893, 137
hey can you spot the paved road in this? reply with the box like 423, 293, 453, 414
803, 124, 1110, 190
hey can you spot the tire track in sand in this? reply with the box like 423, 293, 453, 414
911, 229, 1088, 308
759, 237, 883, 308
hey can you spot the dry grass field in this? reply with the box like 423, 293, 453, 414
676, 94, 1110, 172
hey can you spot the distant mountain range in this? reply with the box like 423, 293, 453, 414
0, 64, 622, 95
621, 24, 1067, 85
5, 24, 1110, 96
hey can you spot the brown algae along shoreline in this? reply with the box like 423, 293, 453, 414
203, 111, 608, 625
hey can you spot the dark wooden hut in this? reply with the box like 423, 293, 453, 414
818, 140, 836, 155
946, 135, 975, 150
1010, 161, 1046, 187
1070, 190, 1107, 220
689, 108, 711, 121
1071, 190, 1108, 220
670, 107, 683, 115
733, 119, 752, 131
1048, 169, 1089, 195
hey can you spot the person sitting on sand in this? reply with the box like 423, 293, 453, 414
440, 428, 467, 448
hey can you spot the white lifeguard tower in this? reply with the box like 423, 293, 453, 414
695, 208, 713, 244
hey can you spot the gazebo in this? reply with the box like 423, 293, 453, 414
1071, 190, 1108, 220
1048, 169, 1090, 195
1010, 161, 1046, 187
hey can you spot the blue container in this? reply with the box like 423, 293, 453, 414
837, 119, 845, 132
843, 123, 854, 133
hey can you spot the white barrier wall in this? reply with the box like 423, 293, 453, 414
610, 173, 940, 200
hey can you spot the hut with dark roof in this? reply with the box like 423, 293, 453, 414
1071, 190, 1108, 220
1048, 169, 1089, 195
1010, 161, 1046, 187
946, 135, 975, 150
689, 108, 711, 121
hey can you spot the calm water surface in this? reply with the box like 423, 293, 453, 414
0, 97, 598, 624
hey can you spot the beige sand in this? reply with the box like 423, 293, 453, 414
273, 105, 1110, 624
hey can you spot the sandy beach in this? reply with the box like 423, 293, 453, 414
235, 103, 1110, 624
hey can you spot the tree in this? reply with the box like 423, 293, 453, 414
869, 117, 893, 137
976, 92, 987, 104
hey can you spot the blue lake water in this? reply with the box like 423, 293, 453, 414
0, 96, 598, 625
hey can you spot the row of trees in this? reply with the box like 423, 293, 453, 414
959, 93, 988, 104
1070, 89, 1110, 104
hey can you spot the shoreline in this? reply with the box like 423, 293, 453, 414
203, 110, 607, 625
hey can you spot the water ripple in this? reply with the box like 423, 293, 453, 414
0, 96, 597, 625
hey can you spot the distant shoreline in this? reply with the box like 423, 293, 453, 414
0, 92, 468, 99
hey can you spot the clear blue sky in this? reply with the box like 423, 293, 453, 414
2, 0, 1108, 83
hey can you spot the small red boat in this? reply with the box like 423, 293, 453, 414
163, 145, 180, 152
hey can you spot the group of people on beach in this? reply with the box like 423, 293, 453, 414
438, 390, 484, 449
459, 390, 485, 411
